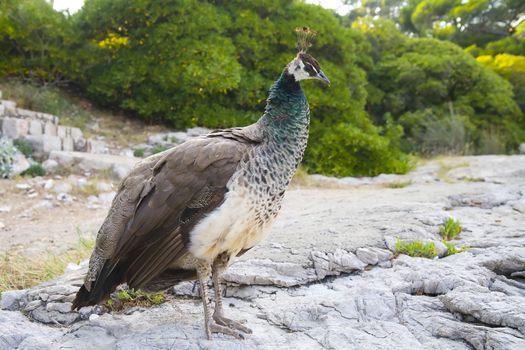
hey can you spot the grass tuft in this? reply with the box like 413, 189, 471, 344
13, 139, 33, 158
133, 148, 145, 158
21, 163, 45, 177
382, 180, 412, 189
395, 238, 438, 259
151, 144, 169, 155
437, 161, 469, 183
442, 240, 469, 256
105, 288, 166, 311
0, 234, 95, 293
440, 217, 462, 240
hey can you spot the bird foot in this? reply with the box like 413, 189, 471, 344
213, 314, 252, 335
206, 321, 249, 340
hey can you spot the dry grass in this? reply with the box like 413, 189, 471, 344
437, 160, 470, 183
0, 234, 95, 293
291, 166, 317, 187
381, 180, 413, 189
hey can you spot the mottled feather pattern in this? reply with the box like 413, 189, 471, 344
73, 66, 311, 309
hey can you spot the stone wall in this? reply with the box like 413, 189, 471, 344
0, 94, 106, 155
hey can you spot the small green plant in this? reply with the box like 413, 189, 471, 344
151, 144, 169, 155
442, 240, 469, 256
133, 148, 145, 157
106, 288, 166, 311
440, 217, 462, 240
22, 163, 45, 177
0, 137, 17, 178
13, 139, 33, 158
395, 238, 438, 259
382, 180, 412, 189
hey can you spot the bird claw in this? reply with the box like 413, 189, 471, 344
213, 314, 253, 334
208, 321, 248, 340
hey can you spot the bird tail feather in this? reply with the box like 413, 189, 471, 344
71, 262, 126, 310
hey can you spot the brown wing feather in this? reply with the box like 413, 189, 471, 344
73, 130, 262, 309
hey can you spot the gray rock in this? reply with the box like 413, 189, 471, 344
53, 182, 72, 194
31, 306, 79, 325
384, 236, 397, 252
28, 120, 43, 135
1, 117, 29, 138
310, 249, 366, 279
43, 122, 57, 136
48, 151, 139, 179
85, 139, 107, 154
433, 240, 449, 257
519, 143, 525, 154
440, 286, 525, 333
15, 183, 31, 190
25, 135, 62, 154
223, 259, 315, 287
24, 300, 43, 312
0, 290, 27, 311
356, 247, 379, 265
11, 152, 30, 175
46, 302, 73, 314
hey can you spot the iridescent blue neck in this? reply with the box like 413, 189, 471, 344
262, 70, 309, 131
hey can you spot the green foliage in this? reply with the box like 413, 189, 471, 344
0, 138, 17, 178
133, 148, 145, 158
150, 144, 169, 155
0, 80, 90, 129
13, 139, 32, 157
304, 119, 413, 176
2, 0, 523, 176
106, 288, 165, 311
439, 217, 462, 240
361, 22, 524, 153
442, 240, 469, 256
21, 163, 45, 177
382, 180, 412, 188
0, 0, 75, 83
395, 238, 438, 258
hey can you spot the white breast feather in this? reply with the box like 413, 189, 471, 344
188, 187, 274, 262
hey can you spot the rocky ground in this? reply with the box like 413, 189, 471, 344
1, 155, 524, 350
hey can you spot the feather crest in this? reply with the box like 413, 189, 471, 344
295, 27, 317, 52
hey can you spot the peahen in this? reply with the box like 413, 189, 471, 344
72, 28, 330, 339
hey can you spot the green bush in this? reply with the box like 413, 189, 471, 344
22, 163, 46, 177
150, 144, 169, 155
0, 81, 90, 129
0, 138, 17, 178
360, 20, 524, 154
13, 139, 33, 158
0, 0, 75, 84
395, 239, 438, 259
70, 0, 410, 177
439, 217, 462, 241
133, 148, 145, 158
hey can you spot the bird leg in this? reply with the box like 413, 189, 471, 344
196, 260, 246, 340
211, 254, 252, 335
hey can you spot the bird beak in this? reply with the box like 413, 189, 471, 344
316, 70, 330, 85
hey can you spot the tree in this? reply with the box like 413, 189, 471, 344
0, 0, 75, 84
360, 19, 524, 154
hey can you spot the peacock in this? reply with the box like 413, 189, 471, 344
72, 28, 330, 339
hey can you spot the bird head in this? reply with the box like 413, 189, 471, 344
286, 52, 330, 85
286, 27, 330, 85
